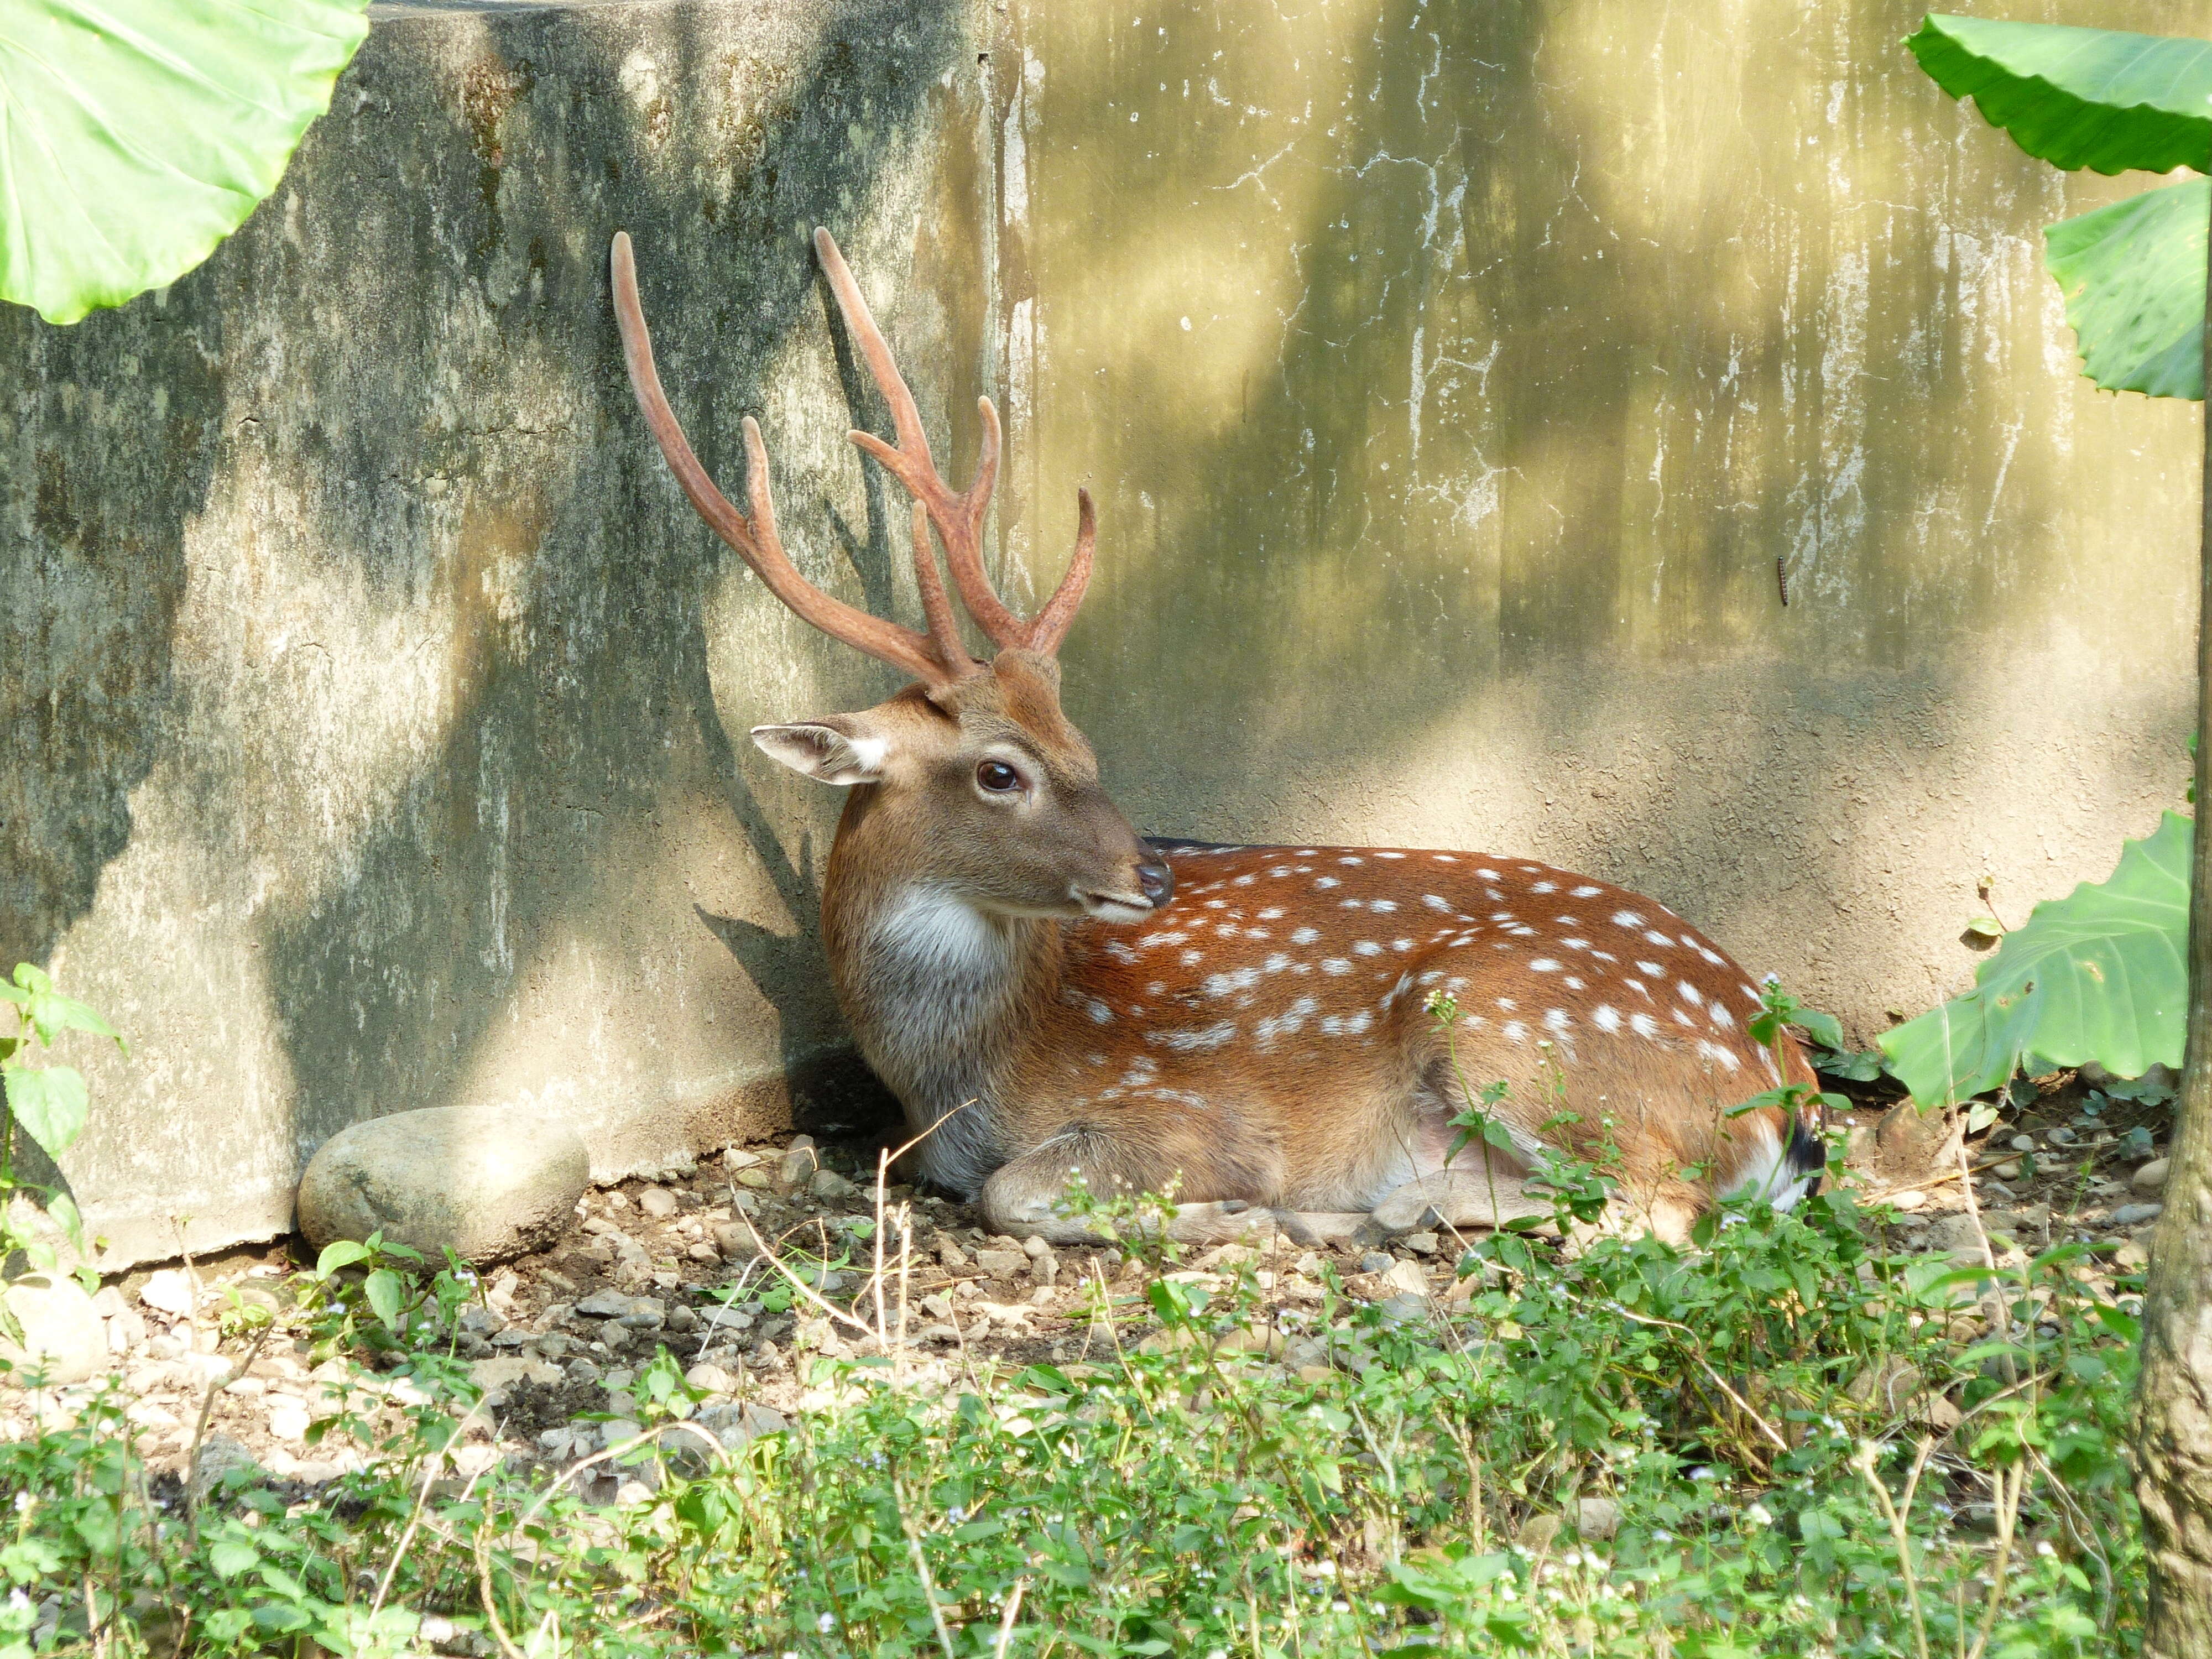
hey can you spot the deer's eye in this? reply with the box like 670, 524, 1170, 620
977, 760, 1024, 794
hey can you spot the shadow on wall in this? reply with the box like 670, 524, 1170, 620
254, 4, 958, 1158
7, 0, 962, 1187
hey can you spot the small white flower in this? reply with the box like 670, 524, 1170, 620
2036, 1540, 2056, 1558
1747, 1502, 1775, 1527
817, 1613, 837, 1633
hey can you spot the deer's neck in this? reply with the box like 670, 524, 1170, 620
821, 796, 1062, 1196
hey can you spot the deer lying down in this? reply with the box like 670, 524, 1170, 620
610, 228, 1827, 1248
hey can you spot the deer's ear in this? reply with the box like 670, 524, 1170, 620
750, 719, 889, 786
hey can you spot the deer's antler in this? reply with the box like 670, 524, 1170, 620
609, 232, 978, 683
811, 227, 1095, 655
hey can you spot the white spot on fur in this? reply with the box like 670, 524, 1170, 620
1630, 1013, 1661, 1038
1593, 1005, 1622, 1033
1321, 959, 1353, 975
1530, 958, 1561, 973
1354, 941, 1384, 956
1291, 926, 1321, 945
1613, 910, 1644, 928
1572, 885, 1602, 898
1678, 982, 1704, 1007
1154, 1021, 1238, 1052
1316, 877, 1340, 889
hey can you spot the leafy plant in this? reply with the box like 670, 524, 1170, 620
0, 1172, 2147, 1655
0, 963, 122, 1318
0, 0, 371, 324
293, 1232, 476, 1361
1881, 811, 2189, 1104
1907, 14, 2212, 398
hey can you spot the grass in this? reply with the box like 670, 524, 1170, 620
0, 1166, 2145, 1659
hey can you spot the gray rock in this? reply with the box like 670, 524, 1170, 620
810, 1167, 860, 1199
296, 1107, 588, 1265
2112, 1203, 2163, 1228
973, 1249, 1027, 1277
190, 1434, 267, 1503
1921, 1215, 1985, 1258
0, 1275, 108, 1385
779, 1141, 819, 1187
575, 1288, 637, 1318
1576, 1496, 1622, 1541
637, 1187, 677, 1219
1357, 1251, 1396, 1276
2135, 1159, 2171, 1194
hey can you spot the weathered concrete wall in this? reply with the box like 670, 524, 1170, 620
978, 0, 2203, 1042
4, 0, 989, 1265
6, 0, 2204, 1265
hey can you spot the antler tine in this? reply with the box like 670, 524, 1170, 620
1027, 488, 1097, 654
910, 502, 978, 678
812, 227, 1034, 650
611, 232, 958, 685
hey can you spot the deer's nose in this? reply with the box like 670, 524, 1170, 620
1136, 858, 1175, 909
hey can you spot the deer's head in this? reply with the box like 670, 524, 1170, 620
612, 229, 1172, 925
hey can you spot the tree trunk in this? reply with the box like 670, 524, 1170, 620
2137, 183, 2212, 1658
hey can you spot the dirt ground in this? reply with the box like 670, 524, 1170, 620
0, 1069, 2166, 1507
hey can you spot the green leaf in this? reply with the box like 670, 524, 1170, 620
1879, 811, 2191, 1103
0, 0, 371, 325
363, 1267, 403, 1335
2044, 177, 2208, 399
1788, 1009, 1847, 1052
1905, 15, 2212, 176
315, 1239, 371, 1276
2, 1065, 88, 1160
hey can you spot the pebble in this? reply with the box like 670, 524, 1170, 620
1378, 1260, 1430, 1298
1888, 1190, 1927, 1212
973, 1249, 1027, 1277
1357, 1251, 1396, 1276
139, 1269, 194, 1317
2010, 1135, 2035, 1154
575, 1289, 634, 1318
779, 1140, 819, 1187
1991, 1161, 2022, 1181
2135, 1159, 2171, 1195
2112, 1203, 2163, 1228
2046, 1126, 2077, 1146
1575, 1497, 1622, 1541
638, 1188, 678, 1219
685, 1363, 737, 1395
809, 1168, 859, 1200
0, 1275, 108, 1385
1402, 1232, 1441, 1256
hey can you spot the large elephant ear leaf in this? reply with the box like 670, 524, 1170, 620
1879, 812, 2193, 1105
1906, 15, 2212, 176
2045, 177, 2208, 400
0, 0, 371, 326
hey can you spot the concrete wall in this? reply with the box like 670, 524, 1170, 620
979, 0, 2201, 1036
4, 0, 990, 1265
3, 0, 2202, 1265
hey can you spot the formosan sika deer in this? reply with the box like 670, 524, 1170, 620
611, 228, 1826, 1246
